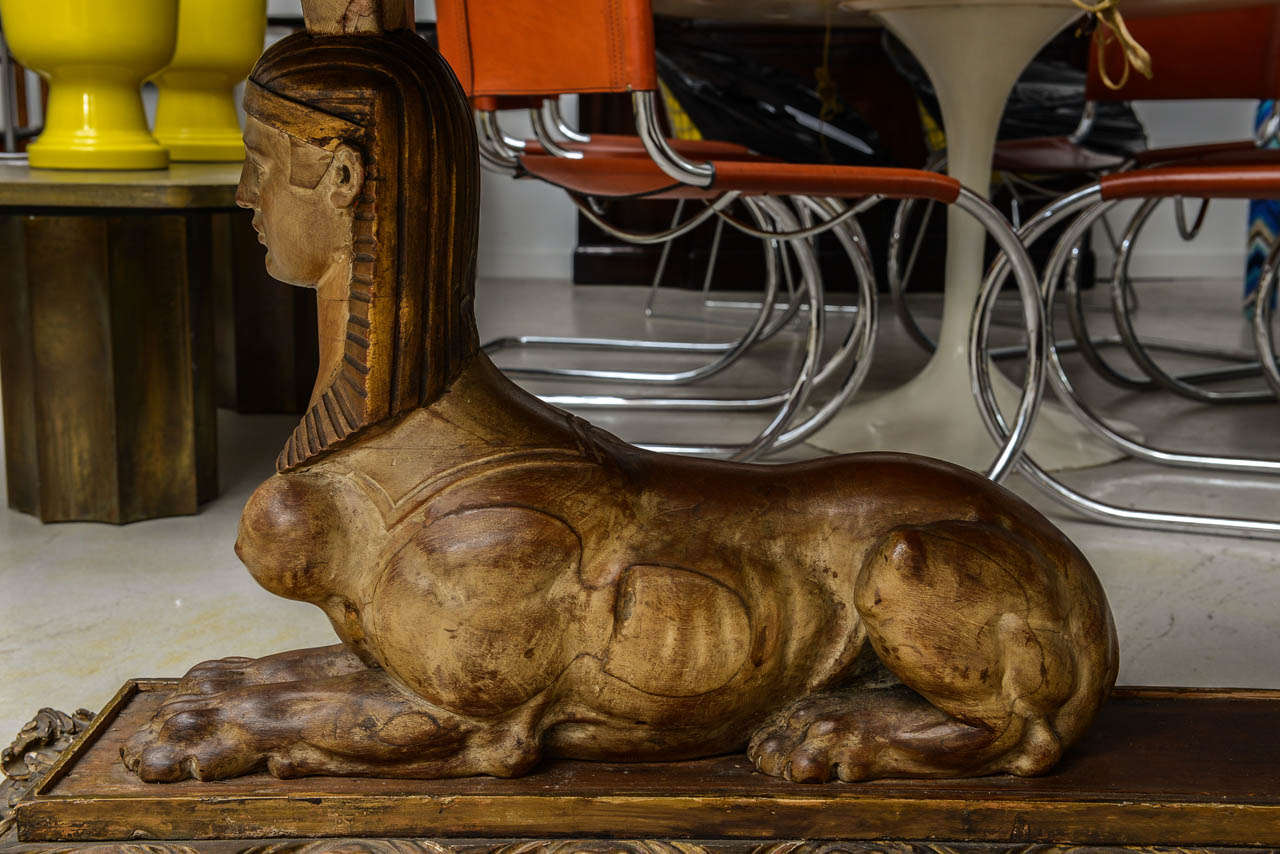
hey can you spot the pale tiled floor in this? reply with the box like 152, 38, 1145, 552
2, 275, 1278, 740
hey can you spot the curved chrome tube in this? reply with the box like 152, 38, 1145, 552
572, 192, 740, 245
967, 198, 1280, 538
1067, 99, 1098, 145
712, 194, 882, 241
474, 110, 520, 175
637, 195, 828, 461
485, 335, 739, 355
1064, 198, 1156, 390
957, 187, 1048, 483
545, 98, 590, 143
1174, 196, 1210, 241
1038, 202, 1280, 475
1108, 197, 1272, 403
578, 195, 875, 426
974, 387, 1280, 538
499, 197, 782, 384
1252, 238, 1280, 398
978, 190, 1261, 394
632, 90, 715, 188
478, 110, 524, 154
762, 196, 879, 453
529, 105, 583, 160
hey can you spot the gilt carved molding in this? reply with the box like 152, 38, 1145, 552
0, 708, 93, 836
3, 841, 1258, 854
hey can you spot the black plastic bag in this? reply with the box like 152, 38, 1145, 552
655, 45, 890, 166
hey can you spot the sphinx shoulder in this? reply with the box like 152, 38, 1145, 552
235, 466, 384, 603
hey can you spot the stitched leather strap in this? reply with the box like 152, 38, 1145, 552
711, 160, 962, 204
519, 153, 721, 199
1099, 164, 1280, 200
1131, 140, 1280, 167
520, 152, 964, 204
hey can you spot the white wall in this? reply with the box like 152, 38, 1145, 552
1094, 100, 1258, 280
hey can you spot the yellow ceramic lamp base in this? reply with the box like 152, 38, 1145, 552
151, 0, 267, 162
153, 75, 246, 161
28, 75, 169, 170
0, 0, 178, 170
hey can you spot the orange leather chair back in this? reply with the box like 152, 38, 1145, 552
1086, 5, 1280, 100
436, 0, 659, 98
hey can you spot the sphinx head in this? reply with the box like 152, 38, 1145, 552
238, 24, 482, 471
237, 115, 364, 286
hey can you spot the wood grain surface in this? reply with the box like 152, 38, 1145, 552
15, 682, 1280, 845
0, 213, 216, 522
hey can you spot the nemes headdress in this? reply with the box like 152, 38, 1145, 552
243, 0, 481, 472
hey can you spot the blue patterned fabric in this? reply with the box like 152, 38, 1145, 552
1246, 100, 1279, 319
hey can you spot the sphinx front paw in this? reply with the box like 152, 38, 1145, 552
122, 691, 271, 782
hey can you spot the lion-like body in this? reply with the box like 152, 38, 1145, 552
232, 358, 1117, 775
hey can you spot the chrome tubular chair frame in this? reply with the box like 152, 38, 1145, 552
632, 89, 715, 188
756, 195, 878, 455
955, 186, 1049, 483
497, 197, 797, 385
1104, 196, 1271, 403
640, 184, 1047, 480
636, 195, 829, 461
1253, 237, 1280, 397
552, 197, 875, 420
544, 97, 590, 143
486, 200, 792, 360
475, 106, 794, 377
971, 191, 1280, 539
528, 103, 583, 160
474, 109, 519, 175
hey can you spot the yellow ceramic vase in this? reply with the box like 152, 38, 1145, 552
150, 0, 267, 161
0, 0, 178, 170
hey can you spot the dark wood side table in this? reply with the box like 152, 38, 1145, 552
0, 163, 314, 524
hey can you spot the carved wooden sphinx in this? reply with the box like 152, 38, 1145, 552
123, 0, 1118, 785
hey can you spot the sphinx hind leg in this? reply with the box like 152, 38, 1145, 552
751, 519, 1110, 782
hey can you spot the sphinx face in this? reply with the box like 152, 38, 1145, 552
237, 115, 351, 286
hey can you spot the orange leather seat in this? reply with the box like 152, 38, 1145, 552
519, 152, 719, 198
520, 152, 961, 203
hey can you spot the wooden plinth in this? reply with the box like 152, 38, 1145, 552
10, 681, 1280, 850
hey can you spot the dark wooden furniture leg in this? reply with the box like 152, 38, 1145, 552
0, 212, 216, 523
